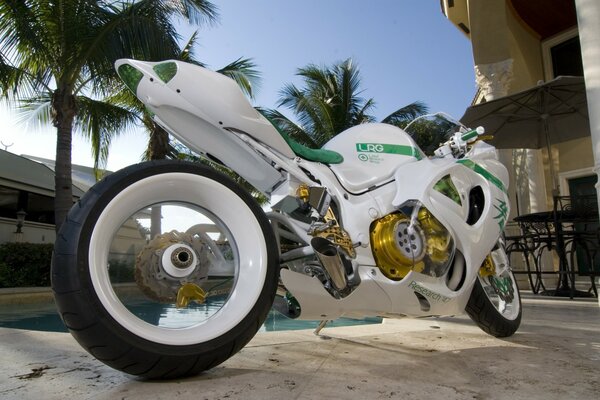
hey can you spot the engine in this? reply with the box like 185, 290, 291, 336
369, 205, 455, 280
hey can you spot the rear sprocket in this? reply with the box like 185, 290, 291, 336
135, 231, 209, 303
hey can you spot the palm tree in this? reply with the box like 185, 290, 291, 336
261, 59, 428, 148
0, 0, 218, 232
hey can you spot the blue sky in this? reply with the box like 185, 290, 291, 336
190, 0, 476, 119
0, 0, 476, 171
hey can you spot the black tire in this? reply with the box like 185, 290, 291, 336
466, 246, 522, 338
52, 160, 278, 379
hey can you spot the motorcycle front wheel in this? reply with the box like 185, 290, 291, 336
52, 160, 278, 379
466, 245, 522, 337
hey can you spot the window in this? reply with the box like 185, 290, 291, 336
27, 193, 55, 224
0, 186, 19, 219
0, 185, 54, 224
542, 27, 583, 80
550, 36, 583, 77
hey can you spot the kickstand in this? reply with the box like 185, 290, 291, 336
313, 320, 329, 336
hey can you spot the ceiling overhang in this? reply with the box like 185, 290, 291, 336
509, 0, 577, 39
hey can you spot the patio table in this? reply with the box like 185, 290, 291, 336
512, 198, 598, 298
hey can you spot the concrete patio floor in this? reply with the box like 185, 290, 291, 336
0, 293, 598, 400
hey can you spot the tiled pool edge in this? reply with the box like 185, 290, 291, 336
0, 287, 54, 305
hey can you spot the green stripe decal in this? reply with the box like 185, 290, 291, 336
356, 143, 423, 160
461, 130, 478, 141
457, 159, 507, 193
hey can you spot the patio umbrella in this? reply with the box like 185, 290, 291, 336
460, 75, 589, 191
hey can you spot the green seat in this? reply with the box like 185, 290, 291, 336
266, 118, 344, 165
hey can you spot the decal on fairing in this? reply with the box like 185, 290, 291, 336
356, 143, 423, 163
493, 199, 509, 230
408, 281, 451, 303
456, 159, 507, 193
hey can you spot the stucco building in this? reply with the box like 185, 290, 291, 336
441, 0, 600, 294
0, 149, 86, 244
441, 0, 599, 216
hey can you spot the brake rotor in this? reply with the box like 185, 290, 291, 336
135, 231, 209, 303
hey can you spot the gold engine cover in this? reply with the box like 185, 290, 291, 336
369, 208, 454, 280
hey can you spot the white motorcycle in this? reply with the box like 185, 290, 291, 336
52, 59, 521, 379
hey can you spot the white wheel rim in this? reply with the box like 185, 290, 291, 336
88, 172, 268, 345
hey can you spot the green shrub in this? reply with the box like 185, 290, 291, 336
108, 259, 136, 283
0, 242, 54, 288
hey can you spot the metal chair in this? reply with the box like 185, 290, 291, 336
553, 195, 599, 297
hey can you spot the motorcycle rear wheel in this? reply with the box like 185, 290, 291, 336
466, 246, 522, 337
52, 160, 278, 379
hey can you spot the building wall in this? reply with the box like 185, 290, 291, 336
557, 137, 595, 173
506, 4, 545, 91
0, 216, 146, 263
444, 0, 592, 212
0, 218, 55, 244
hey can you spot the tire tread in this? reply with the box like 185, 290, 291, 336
465, 273, 521, 338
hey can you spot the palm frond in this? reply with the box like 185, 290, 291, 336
159, 0, 219, 27
276, 59, 380, 145
381, 101, 429, 128
75, 95, 140, 171
14, 92, 53, 128
278, 83, 331, 144
351, 98, 377, 126
217, 58, 261, 99
179, 31, 206, 65
0, 59, 51, 100
105, 86, 146, 114
257, 108, 319, 148
75, 0, 184, 94
0, 1, 57, 71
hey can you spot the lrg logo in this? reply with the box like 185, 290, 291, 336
356, 143, 384, 153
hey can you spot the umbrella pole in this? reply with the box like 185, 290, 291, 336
542, 115, 560, 196
543, 115, 574, 295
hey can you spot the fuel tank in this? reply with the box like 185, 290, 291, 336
322, 123, 424, 193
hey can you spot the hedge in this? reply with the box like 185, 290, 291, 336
0, 242, 54, 288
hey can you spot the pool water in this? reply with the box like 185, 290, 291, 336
0, 299, 381, 333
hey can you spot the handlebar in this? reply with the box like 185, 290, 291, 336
460, 126, 485, 142
434, 126, 485, 158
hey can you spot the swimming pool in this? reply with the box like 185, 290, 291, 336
0, 297, 382, 333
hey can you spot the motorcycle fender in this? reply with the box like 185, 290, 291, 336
279, 268, 393, 320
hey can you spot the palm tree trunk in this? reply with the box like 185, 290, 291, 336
148, 125, 170, 160
52, 84, 77, 233
148, 124, 169, 238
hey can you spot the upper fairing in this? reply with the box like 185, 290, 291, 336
115, 59, 295, 193
322, 123, 424, 193
115, 59, 296, 159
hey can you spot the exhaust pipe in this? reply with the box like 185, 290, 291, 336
311, 237, 348, 291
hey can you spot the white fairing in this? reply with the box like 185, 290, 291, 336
115, 59, 293, 193
282, 149, 511, 319
323, 124, 424, 193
